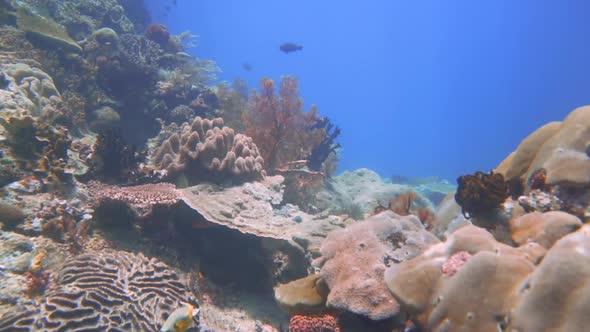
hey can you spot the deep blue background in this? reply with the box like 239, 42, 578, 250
145, 0, 590, 181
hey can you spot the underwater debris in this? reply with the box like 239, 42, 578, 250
455, 171, 510, 218
280, 42, 303, 53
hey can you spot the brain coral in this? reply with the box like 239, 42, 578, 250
0, 250, 198, 332
151, 117, 265, 183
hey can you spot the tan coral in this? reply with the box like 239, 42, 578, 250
316, 211, 439, 321
496, 106, 590, 191
509, 211, 581, 249
151, 117, 265, 183
384, 225, 545, 331
510, 225, 590, 331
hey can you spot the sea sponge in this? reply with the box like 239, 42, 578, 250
151, 117, 265, 184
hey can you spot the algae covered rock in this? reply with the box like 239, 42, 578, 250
15, 7, 82, 53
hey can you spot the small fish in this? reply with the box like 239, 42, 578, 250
161, 303, 199, 332
280, 42, 303, 53
242, 62, 252, 71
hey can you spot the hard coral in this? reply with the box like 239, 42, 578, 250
289, 314, 340, 332
455, 171, 510, 218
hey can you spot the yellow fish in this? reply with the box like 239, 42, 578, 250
160, 303, 199, 332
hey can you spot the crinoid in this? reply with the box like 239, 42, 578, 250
455, 171, 510, 218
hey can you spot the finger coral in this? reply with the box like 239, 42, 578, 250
455, 171, 510, 218
150, 116, 265, 184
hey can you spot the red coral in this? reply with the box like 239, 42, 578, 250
441, 251, 472, 277
289, 314, 341, 332
145, 23, 170, 46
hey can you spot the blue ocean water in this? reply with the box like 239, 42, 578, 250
146, 0, 590, 181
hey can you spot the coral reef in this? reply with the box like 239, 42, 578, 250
244, 77, 335, 173
274, 274, 329, 315
0, 249, 199, 331
315, 211, 439, 321
315, 168, 437, 218
455, 170, 510, 218
89, 181, 180, 221
15, 6, 82, 53
288, 314, 340, 332
385, 223, 590, 332
151, 117, 265, 184
146, 23, 170, 46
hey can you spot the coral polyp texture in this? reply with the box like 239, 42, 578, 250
315, 211, 439, 321
454, 170, 510, 218
151, 116, 265, 183
385, 221, 590, 332
0, 250, 198, 332
89, 181, 180, 220
288, 314, 340, 332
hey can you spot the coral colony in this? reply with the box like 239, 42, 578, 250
0, 1, 589, 331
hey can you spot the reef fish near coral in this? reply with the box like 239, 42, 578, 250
160, 303, 199, 332
280, 42, 303, 53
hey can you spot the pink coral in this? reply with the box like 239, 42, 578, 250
441, 251, 472, 277
288, 314, 340, 332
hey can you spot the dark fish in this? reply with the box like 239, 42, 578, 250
280, 43, 303, 53
242, 62, 252, 71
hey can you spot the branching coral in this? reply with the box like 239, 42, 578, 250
455, 171, 510, 218
307, 115, 341, 172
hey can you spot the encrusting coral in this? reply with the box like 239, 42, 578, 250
150, 116, 265, 184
